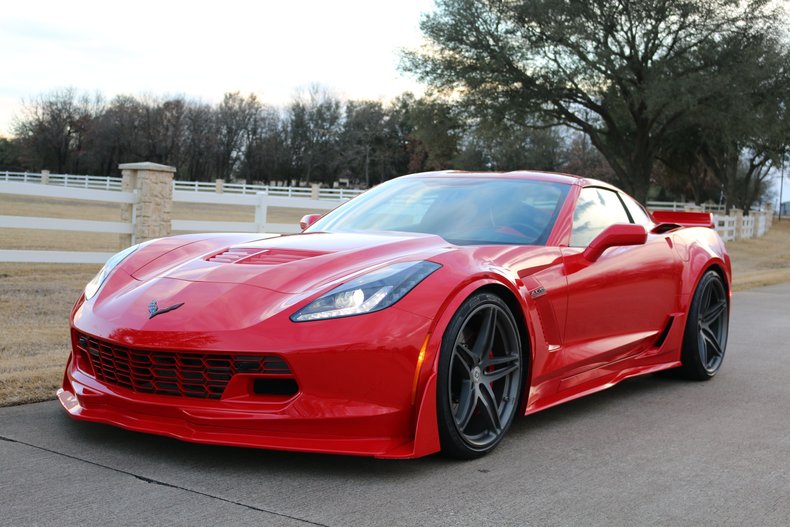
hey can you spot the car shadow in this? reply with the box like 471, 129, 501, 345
59, 373, 690, 478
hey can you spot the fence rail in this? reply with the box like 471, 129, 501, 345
0, 173, 346, 264
172, 179, 364, 199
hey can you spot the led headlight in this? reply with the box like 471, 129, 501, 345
84, 243, 140, 300
291, 260, 441, 322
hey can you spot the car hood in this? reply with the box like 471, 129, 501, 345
138, 231, 455, 295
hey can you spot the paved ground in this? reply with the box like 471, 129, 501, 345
2, 283, 789, 527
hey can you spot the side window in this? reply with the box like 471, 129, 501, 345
620, 193, 652, 226
570, 187, 631, 247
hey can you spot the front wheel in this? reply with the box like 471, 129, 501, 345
680, 270, 730, 380
437, 292, 523, 459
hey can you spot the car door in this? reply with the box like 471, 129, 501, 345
558, 186, 682, 381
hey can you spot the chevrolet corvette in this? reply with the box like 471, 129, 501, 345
59, 171, 731, 458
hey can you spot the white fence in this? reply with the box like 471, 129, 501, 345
0, 179, 344, 264
0, 171, 361, 200
173, 179, 364, 200
0, 181, 138, 263
0, 170, 123, 191
0, 171, 773, 263
713, 215, 737, 242
171, 190, 339, 235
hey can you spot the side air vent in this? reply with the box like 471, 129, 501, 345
654, 316, 675, 348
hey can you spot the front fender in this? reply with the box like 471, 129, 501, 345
407, 274, 536, 458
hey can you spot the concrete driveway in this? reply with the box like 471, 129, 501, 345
2, 282, 789, 527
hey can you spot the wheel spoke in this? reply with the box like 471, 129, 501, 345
702, 301, 726, 326
477, 383, 502, 432
483, 361, 519, 384
454, 380, 476, 431
481, 354, 518, 369
698, 334, 708, 367
471, 307, 497, 361
454, 342, 476, 369
701, 327, 723, 358
701, 283, 714, 313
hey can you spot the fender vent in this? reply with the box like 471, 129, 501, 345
654, 316, 675, 348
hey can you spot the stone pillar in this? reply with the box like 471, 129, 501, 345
215, 178, 225, 193
254, 191, 268, 232
119, 162, 176, 248
41, 169, 50, 185
732, 208, 744, 241
311, 183, 321, 200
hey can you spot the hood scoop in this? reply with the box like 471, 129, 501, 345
206, 246, 326, 265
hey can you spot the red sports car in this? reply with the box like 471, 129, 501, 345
59, 171, 731, 459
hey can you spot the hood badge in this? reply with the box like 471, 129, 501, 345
148, 300, 185, 319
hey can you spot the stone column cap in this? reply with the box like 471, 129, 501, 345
118, 162, 176, 173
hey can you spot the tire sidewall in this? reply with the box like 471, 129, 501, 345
682, 270, 729, 379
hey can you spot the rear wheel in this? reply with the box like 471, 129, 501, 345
437, 292, 523, 459
680, 270, 729, 380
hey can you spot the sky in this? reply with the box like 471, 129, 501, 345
0, 0, 435, 136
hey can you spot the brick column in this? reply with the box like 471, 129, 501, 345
119, 162, 176, 248
215, 178, 225, 193
732, 208, 744, 241
41, 169, 50, 185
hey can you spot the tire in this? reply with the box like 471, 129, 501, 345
437, 292, 523, 459
679, 270, 729, 380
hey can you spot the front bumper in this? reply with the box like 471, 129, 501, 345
60, 299, 436, 459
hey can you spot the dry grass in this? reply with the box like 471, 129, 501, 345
0, 264, 99, 406
1, 193, 788, 406
728, 219, 790, 291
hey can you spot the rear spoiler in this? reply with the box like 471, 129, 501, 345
650, 210, 715, 229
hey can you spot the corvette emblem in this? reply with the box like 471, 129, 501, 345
148, 300, 184, 319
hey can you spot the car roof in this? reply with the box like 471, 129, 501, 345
402, 170, 619, 191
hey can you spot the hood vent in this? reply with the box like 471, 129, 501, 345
206, 247, 264, 264
207, 247, 326, 265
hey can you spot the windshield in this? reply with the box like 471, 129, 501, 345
308, 177, 570, 245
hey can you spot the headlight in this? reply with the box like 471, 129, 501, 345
84, 243, 141, 300
291, 260, 441, 322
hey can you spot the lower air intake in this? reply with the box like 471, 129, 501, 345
75, 332, 295, 399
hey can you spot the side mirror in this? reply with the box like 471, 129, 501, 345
299, 213, 323, 231
583, 223, 647, 262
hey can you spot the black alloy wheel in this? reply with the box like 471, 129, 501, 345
437, 292, 523, 458
681, 270, 729, 380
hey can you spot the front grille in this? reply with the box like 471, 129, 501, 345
75, 333, 293, 399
